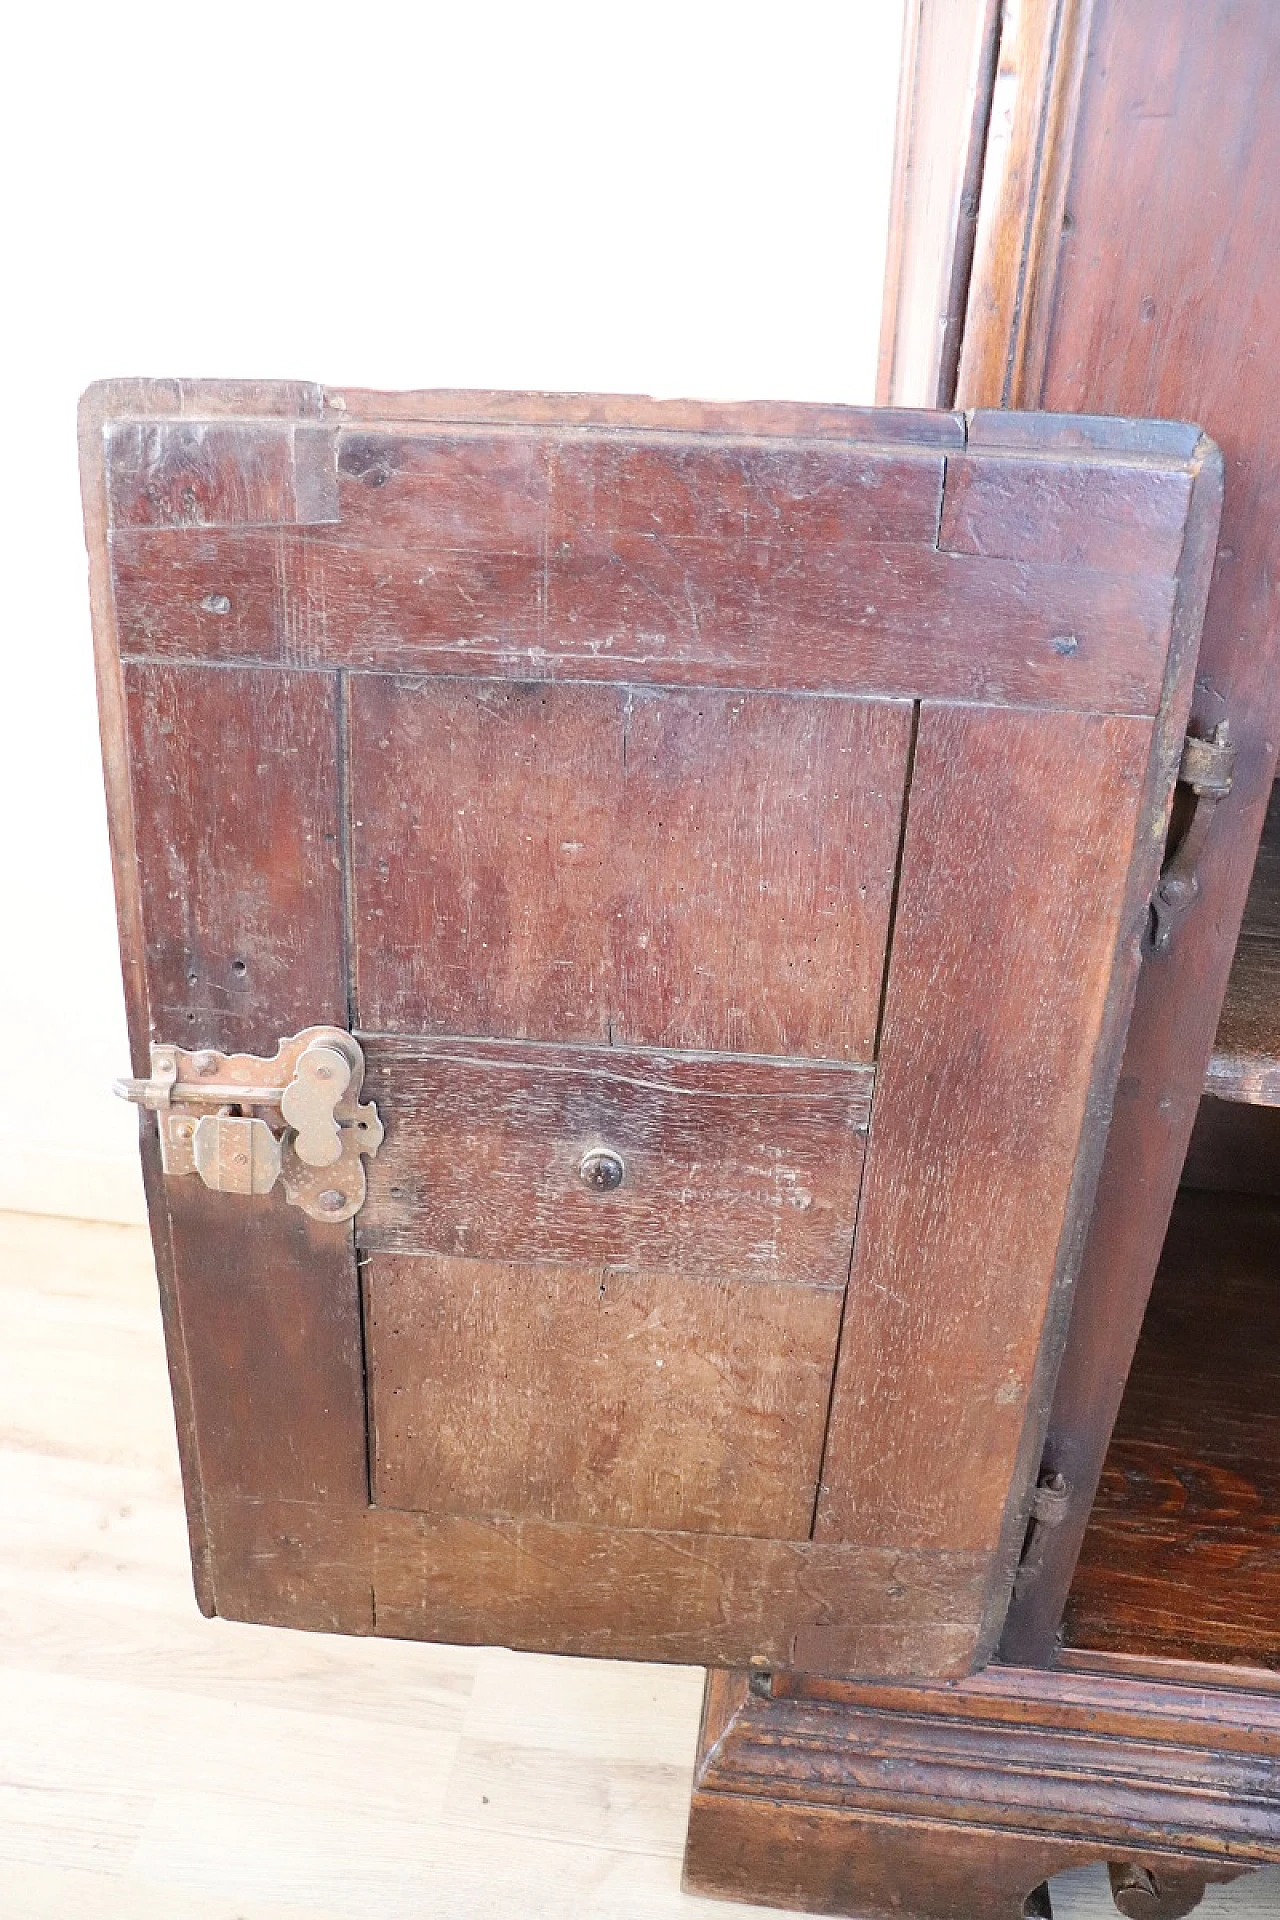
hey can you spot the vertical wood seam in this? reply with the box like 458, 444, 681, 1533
806, 697, 923, 1543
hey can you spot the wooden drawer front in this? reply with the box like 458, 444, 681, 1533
349, 677, 911, 1060
359, 1037, 872, 1284
368, 1255, 844, 1538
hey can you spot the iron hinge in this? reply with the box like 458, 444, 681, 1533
1146, 723, 1236, 954
114, 1026, 383, 1224
1012, 1470, 1071, 1599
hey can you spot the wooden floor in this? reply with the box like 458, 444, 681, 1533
2, 1210, 1276, 1919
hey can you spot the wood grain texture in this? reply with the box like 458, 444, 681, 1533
106, 419, 338, 529
683, 1663, 1277, 1919
938, 451, 1193, 574
982, 0, 1280, 1661
876, 0, 1003, 409
203, 1494, 988, 1676
817, 704, 1155, 1559
955, 0, 1096, 410
349, 676, 912, 1057
83, 380, 1221, 1682
358, 1036, 872, 1286
368, 1255, 843, 1537
123, 662, 346, 1055
1064, 1190, 1280, 1669
1205, 782, 1280, 1105
122, 661, 366, 1515
106, 421, 1194, 715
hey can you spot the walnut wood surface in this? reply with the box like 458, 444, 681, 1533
1064, 1189, 1280, 1669
816, 704, 1157, 1568
204, 1494, 987, 1676
684, 1661, 1277, 1919
368, 1255, 844, 1536
1206, 782, 1280, 1107
348, 676, 912, 1058
120, 662, 366, 1521
925, 0, 1280, 1663
357, 1036, 871, 1282
82, 380, 1218, 1678
107, 417, 1194, 716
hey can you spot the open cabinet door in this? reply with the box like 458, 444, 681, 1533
81, 383, 1219, 1678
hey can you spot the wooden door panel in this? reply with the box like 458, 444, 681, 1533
121, 659, 366, 1510
357, 1037, 872, 1283
349, 677, 912, 1058
367, 1255, 843, 1537
203, 1493, 989, 1674
84, 381, 1220, 1676
107, 420, 1183, 715
816, 705, 1156, 1576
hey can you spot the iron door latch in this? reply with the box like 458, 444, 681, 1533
114, 1026, 383, 1223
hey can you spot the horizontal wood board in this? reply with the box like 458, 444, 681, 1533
348, 677, 912, 1058
357, 1036, 872, 1283
101, 399, 1209, 714
368, 1254, 844, 1537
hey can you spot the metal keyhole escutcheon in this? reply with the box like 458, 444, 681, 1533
579, 1148, 626, 1193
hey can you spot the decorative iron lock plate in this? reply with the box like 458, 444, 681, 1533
114, 1026, 383, 1223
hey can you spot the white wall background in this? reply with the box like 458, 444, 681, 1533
0, 0, 905, 1225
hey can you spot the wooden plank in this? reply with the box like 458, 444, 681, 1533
357, 1036, 872, 1287
816, 703, 1154, 1560
105, 420, 340, 529
1205, 781, 1280, 1105
123, 662, 366, 1510
939, 450, 1194, 574
876, 0, 1003, 408
349, 677, 912, 1059
106, 421, 1192, 714
335, 427, 946, 545
1064, 1190, 1280, 1669
123, 663, 347, 1054
368, 1255, 843, 1538
204, 1495, 989, 1676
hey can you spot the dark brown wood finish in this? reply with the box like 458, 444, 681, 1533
816, 702, 1158, 1577
684, 1662, 1276, 1920
108, 424, 1191, 716
84, 380, 1219, 1680
1064, 1189, 1280, 1669
358, 1038, 871, 1278
349, 677, 913, 1058
120, 660, 366, 1514
1206, 781, 1280, 1107
368, 1256, 845, 1536
962, 0, 1280, 1664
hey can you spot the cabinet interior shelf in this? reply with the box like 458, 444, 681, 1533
1063, 1186, 1280, 1671
1205, 780, 1280, 1106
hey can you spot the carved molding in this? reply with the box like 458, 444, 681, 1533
684, 1662, 1279, 1919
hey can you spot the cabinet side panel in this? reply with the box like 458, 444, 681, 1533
989, 0, 1280, 1659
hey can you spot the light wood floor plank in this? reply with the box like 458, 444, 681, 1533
1, 1209, 1276, 1917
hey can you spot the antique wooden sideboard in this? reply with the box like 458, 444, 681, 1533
683, 3, 1280, 1914
81, 5, 1280, 1919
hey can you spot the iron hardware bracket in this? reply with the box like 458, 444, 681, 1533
1146, 724, 1236, 954
114, 1026, 383, 1224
